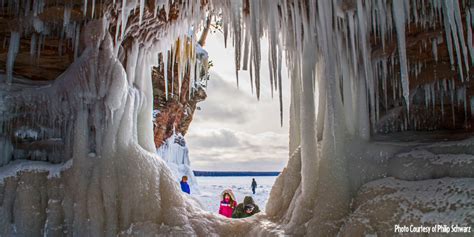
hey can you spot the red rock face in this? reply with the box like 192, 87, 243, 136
152, 55, 207, 147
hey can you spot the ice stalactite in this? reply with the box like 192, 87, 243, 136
249, 0, 261, 99
467, 8, 474, 65
6, 32, 20, 84
392, 0, 410, 112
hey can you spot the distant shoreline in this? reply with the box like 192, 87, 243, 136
193, 171, 280, 177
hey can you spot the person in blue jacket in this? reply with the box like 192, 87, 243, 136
180, 176, 190, 194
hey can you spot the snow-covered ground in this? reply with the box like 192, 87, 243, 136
191, 176, 277, 213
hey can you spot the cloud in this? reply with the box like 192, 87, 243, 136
187, 128, 289, 171
193, 73, 254, 124
184, 33, 291, 172
194, 104, 248, 123
187, 129, 241, 148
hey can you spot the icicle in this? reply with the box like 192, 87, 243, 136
83, 0, 88, 17
164, 51, 169, 100
471, 97, 474, 116
249, 47, 254, 94
121, 0, 128, 40
356, 0, 377, 130
467, 9, 474, 66
450, 82, 455, 126
91, 0, 96, 18
242, 29, 250, 70
278, 46, 283, 126
432, 38, 438, 62
442, 0, 468, 80
249, 0, 261, 99
74, 24, 81, 59
64, 4, 71, 27
30, 33, 36, 60
154, 0, 159, 18
347, 11, 358, 77
223, 21, 228, 48
139, 0, 145, 25
452, 0, 469, 78
6, 31, 20, 84
392, 0, 410, 112
231, 1, 242, 87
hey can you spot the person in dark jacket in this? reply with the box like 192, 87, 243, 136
180, 176, 190, 194
251, 178, 257, 194
232, 196, 260, 218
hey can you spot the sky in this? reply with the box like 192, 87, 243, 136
186, 33, 291, 171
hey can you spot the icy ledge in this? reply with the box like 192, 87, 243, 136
341, 177, 474, 236
0, 159, 73, 183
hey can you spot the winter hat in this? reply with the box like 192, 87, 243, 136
243, 196, 255, 205
221, 189, 236, 201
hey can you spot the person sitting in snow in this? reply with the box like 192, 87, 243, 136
180, 176, 190, 194
232, 196, 260, 218
218, 189, 237, 218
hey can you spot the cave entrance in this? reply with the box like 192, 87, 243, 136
152, 31, 291, 215
0, 0, 473, 236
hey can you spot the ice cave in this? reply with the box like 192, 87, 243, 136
0, 0, 473, 236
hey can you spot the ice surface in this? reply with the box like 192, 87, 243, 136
192, 176, 276, 214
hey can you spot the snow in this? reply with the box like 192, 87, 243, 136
341, 177, 474, 236
389, 148, 474, 181
192, 176, 276, 214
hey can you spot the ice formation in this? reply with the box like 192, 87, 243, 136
156, 132, 200, 193
0, 0, 473, 236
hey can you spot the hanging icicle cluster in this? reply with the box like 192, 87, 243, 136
212, 0, 474, 134
2, 0, 472, 134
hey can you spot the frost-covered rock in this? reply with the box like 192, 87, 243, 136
389, 149, 474, 181
341, 177, 474, 236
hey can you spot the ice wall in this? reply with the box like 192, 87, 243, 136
0, 2, 218, 234
210, 0, 474, 235
156, 132, 200, 193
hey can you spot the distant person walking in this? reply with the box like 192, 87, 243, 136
251, 178, 257, 194
219, 189, 237, 218
180, 176, 190, 194
232, 196, 260, 218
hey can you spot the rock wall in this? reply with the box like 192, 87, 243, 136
151, 45, 208, 147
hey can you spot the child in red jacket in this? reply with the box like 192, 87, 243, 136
218, 189, 237, 218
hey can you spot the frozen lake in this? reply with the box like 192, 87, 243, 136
192, 176, 277, 214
